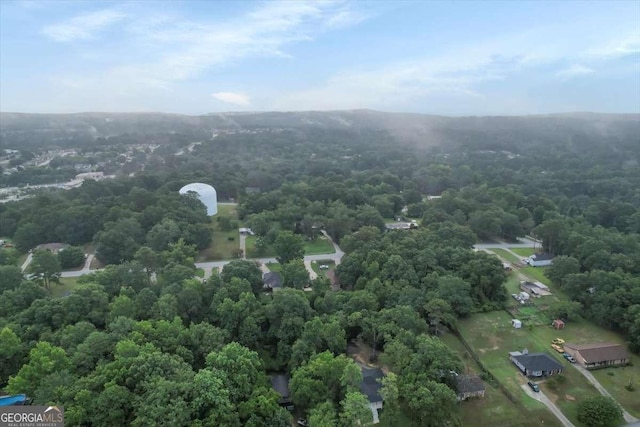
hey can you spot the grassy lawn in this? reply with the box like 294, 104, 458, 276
265, 262, 281, 273
245, 235, 277, 258
310, 260, 336, 278
51, 277, 84, 298
440, 332, 561, 427
457, 311, 601, 426
216, 203, 238, 218
530, 320, 640, 418
520, 267, 552, 286
304, 236, 335, 255
197, 216, 240, 261
511, 248, 536, 257
491, 248, 522, 265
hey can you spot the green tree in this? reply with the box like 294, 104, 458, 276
577, 396, 623, 427
134, 246, 160, 285
28, 249, 62, 290
339, 392, 373, 427
547, 300, 582, 322
221, 260, 264, 295
0, 265, 23, 292
309, 400, 338, 427
58, 246, 85, 269
546, 255, 581, 286
7, 342, 70, 396
274, 231, 305, 264
94, 218, 145, 265
281, 260, 310, 289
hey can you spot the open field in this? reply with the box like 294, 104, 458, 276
216, 204, 238, 218
245, 236, 277, 258
491, 248, 522, 265
197, 227, 240, 261
520, 266, 552, 286
303, 236, 335, 255
511, 248, 536, 257
457, 311, 601, 426
531, 320, 640, 418
440, 332, 561, 427
51, 277, 84, 298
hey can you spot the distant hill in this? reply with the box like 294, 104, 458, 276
1, 110, 638, 150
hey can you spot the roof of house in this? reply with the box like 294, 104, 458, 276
511, 352, 563, 372
360, 367, 384, 403
455, 374, 485, 395
270, 374, 290, 398
564, 343, 630, 363
36, 242, 67, 251
263, 272, 282, 289
531, 253, 554, 261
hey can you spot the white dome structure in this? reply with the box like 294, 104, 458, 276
179, 183, 218, 216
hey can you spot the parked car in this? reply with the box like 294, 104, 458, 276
552, 338, 565, 345
511, 293, 520, 300
297, 419, 309, 427
563, 353, 576, 363
319, 265, 329, 270
527, 381, 539, 392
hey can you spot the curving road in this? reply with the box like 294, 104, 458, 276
520, 383, 575, 427
570, 364, 639, 423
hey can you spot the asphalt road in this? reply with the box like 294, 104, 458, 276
60, 233, 527, 278
520, 383, 575, 427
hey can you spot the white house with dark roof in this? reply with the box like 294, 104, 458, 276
526, 253, 554, 267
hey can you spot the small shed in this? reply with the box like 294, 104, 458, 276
552, 319, 565, 330
519, 291, 530, 301
512, 319, 522, 329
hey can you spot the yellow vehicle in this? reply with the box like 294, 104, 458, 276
552, 338, 565, 345
551, 344, 564, 353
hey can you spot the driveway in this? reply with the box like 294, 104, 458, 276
60, 229, 348, 280
570, 364, 639, 423
239, 234, 247, 259
21, 253, 33, 272
520, 384, 575, 427
304, 260, 318, 280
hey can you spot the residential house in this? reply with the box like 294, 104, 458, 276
263, 272, 282, 291
455, 374, 486, 401
35, 242, 68, 254
270, 374, 294, 411
360, 366, 384, 424
563, 343, 630, 369
385, 220, 418, 230
527, 253, 554, 267
509, 351, 563, 377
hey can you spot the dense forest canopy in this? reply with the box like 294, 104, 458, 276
0, 111, 639, 426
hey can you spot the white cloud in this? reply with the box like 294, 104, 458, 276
212, 92, 251, 106
556, 64, 595, 78
42, 9, 127, 42
584, 32, 640, 59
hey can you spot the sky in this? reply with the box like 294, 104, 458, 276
0, 0, 639, 115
